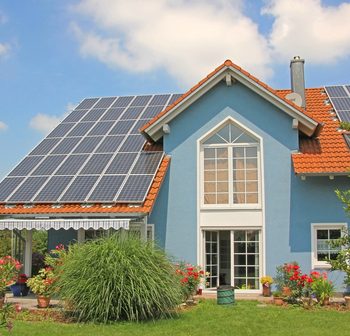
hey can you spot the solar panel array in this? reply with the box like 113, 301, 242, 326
0, 94, 182, 204
325, 85, 350, 122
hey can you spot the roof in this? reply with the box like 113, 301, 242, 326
276, 88, 350, 175
141, 60, 320, 140
0, 156, 170, 215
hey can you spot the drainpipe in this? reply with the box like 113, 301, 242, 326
290, 56, 306, 109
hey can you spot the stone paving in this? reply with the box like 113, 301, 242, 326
4, 293, 60, 310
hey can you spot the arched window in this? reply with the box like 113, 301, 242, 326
201, 121, 260, 206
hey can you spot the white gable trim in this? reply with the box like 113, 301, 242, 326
143, 67, 319, 141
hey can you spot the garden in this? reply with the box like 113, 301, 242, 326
1, 229, 350, 336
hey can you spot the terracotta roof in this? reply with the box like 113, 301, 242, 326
0, 156, 170, 216
141, 59, 319, 134
276, 88, 350, 174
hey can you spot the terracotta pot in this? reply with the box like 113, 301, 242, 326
37, 296, 51, 308
262, 284, 271, 297
274, 297, 284, 306
282, 286, 292, 297
344, 296, 350, 309
321, 297, 330, 306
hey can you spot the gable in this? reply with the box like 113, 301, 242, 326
142, 60, 320, 141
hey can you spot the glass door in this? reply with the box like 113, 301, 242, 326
205, 231, 219, 288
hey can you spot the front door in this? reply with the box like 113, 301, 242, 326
204, 229, 261, 290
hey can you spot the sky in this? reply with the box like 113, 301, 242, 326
0, 0, 350, 179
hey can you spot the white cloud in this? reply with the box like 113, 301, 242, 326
71, 0, 273, 86
0, 42, 10, 57
0, 121, 8, 132
263, 0, 350, 64
29, 103, 76, 135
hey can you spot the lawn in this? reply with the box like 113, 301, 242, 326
5, 300, 350, 336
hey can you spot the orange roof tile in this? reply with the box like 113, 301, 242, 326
276, 88, 350, 174
0, 156, 170, 215
141, 60, 319, 134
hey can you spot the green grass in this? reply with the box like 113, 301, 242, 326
5, 300, 350, 336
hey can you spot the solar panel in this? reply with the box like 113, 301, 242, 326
81, 109, 107, 122
121, 107, 144, 120
130, 95, 152, 107
119, 135, 145, 152
0, 93, 175, 204
88, 175, 125, 202
81, 154, 113, 174
116, 175, 153, 202
141, 105, 164, 119
73, 137, 103, 154
31, 155, 66, 176
55, 155, 89, 175
63, 110, 88, 123
88, 121, 115, 136
168, 93, 183, 105
76, 98, 99, 110
47, 123, 75, 138
95, 136, 124, 153
149, 94, 170, 106
338, 111, 350, 122
131, 120, 148, 134
106, 153, 138, 174
30, 138, 61, 156
51, 137, 81, 154
101, 108, 126, 121
8, 176, 49, 202
325, 85, 350, 122
132, 152, 163, 174
8, 156, 44, 177
325, 86, 347, 98
93, 97, 117, 109
68, 122, 95, 137
344, 134, 350, 148
111, 96, 134, 108
34, 176, 74, 202
59, 175, 99, 202
0, 177, 25, 201
109, 120, 135, 135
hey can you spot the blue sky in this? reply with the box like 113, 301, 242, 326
0, 0, 350, 179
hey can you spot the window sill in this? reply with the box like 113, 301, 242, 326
200, 205, 262, 211
312, 263, 332, 270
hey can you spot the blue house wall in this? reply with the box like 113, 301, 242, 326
149, 80, 350, 287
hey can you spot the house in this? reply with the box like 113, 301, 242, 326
0, 57, 349, 292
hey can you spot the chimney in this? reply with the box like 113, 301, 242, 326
290, 56, 306, 108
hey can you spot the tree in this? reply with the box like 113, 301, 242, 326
328, 190, 350, 286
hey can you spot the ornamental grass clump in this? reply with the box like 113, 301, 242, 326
56, 234, 183, 323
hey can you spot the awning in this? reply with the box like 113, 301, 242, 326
0, 219, 130, 231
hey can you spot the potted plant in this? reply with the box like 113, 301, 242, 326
0, 256, 22, 306
272, 291, 284, 306
260, 276, 273, 297
311, 272, 334, 306
27, 267, 56, 308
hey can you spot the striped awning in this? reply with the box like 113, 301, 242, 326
0, 219, 130, 231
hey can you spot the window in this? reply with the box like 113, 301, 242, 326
129, 222, 154, 241
311, 223, 346, 268
202, 122, 260, 206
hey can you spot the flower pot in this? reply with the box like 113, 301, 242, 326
21, 284, 30, 297
273, 297, 284, 306
37, 296, 50, 308
262, 284, 271, 297
344, 296, 350, 309
10, 283, 22, 297
321, 297, 330, 306
282, 286, 292, 297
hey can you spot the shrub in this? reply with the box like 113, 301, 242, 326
311, 272, 335, 305
0, 256, 22, 296
175, 263, 205, 300
27, 267, 57, 297
56, 234, 183, 322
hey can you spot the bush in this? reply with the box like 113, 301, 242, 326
56, 234, 182, 322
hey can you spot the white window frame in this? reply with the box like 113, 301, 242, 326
311, 223, 347, 269
200, 122, 262, 210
